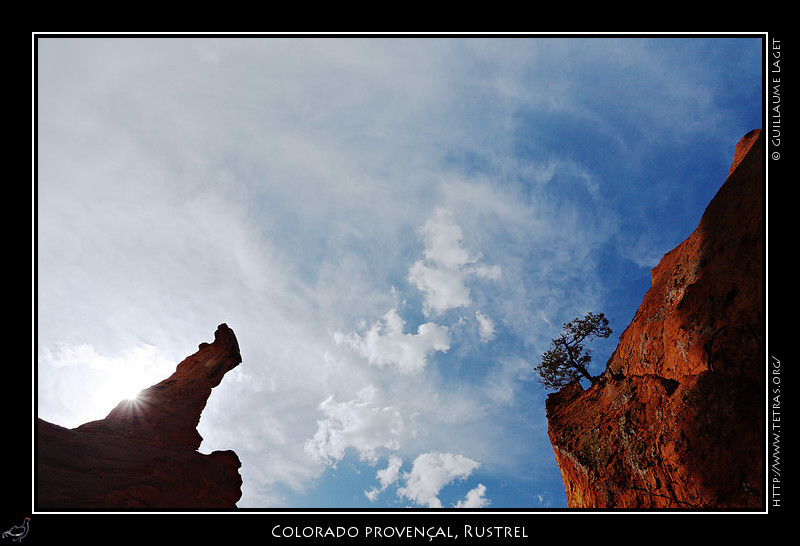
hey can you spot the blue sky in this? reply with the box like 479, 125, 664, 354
35, 35, 763, 509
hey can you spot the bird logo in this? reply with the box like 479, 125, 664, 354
2, 518, 29, 543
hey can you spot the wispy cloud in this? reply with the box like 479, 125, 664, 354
475, 311, 496, 343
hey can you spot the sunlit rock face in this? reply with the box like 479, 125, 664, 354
545, 130, 764, 508
37, 324, 243, 509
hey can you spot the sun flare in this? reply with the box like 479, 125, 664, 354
43, 342, 175, 420
100, 354, 168, 409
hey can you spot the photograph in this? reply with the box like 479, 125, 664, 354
22, 31, 780, 542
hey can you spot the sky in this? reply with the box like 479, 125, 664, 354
35, 34, 763, 510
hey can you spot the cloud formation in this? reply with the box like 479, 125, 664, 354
365, 455, 403, 502
334, 309, 450, 374
304, 386, 403, 465
408, 208, 501, 316
475, 311, 496, 343
397, 452, 481, 508
455, 483, 489, 508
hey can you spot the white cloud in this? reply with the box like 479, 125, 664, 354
365, 488, 379, 502
407, 261, 472, 316
335, 309, 450, 374
455, 483, 489, 508
304, 386, 403, 466
417, 208, 473, 268
475, 311, 496, 343
367, 453, 488, 507
365, 455, 403, 501
397, 451, 481, 508
408, 208, 501, 316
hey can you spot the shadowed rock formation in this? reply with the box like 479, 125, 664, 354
545, 130, 764, 508
36, 324, 243, 509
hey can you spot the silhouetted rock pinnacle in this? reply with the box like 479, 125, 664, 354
37, 324, 243, 509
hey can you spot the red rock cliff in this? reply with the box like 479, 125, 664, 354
36, 323, 243, 509
546, 130, 764, 508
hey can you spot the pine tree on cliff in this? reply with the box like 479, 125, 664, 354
534, 312, 612, 390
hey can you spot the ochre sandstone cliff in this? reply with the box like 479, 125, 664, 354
37, 324, 243, 509
546, 129, 764, 508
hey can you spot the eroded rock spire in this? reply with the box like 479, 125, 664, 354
37, 324, 243, 509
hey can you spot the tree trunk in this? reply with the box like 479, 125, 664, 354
579, 367, 597, 385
